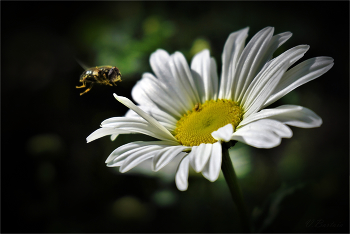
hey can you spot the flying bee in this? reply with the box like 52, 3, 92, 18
76, 66, 122, 96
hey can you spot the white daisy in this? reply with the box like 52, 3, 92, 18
87, 26, 333, 191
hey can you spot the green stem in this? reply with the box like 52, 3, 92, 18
221, 141, 251, 233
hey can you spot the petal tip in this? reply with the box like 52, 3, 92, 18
177, 185, 188, 191
316, 118, 323, 127
211, 124, 234, 142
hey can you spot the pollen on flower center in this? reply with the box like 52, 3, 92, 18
174, 99, 243, 146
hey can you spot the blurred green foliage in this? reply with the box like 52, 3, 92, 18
2, 1, 348, 233
74, 14, 176, 77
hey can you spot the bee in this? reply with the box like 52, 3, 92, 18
76, 66, 122, 96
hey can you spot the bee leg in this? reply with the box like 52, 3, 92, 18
80, 83, 94, 96
113, 82, 118, 86
108, 83, 113, 86
76, 82, 86, 88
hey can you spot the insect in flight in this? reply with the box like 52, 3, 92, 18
76, 65, 122, 96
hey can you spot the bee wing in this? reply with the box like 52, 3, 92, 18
76, 59, 90, 70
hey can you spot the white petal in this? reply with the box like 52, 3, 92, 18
105, 141, 174, 164
219, 27, 249, 99
242, 61, 290, 117
114, 94, 177, 142
238, 119, 292, 138
130, 73, 157, 108
241, 44, 310, 115
232, 128, 281, 149
190, 69, 205, 104
189, 143, 213, 173
191, 49, 219, 102
262, 120, 292, 138
269, 105, 322, 128
210, 57, 219, 100
242, 45, 310, 107
240, 104, 301, 126
107, 144, 172, 167
107, 146, 150, 167
106, 142, 144, 164
255, 31, 293, 74
190, 49, 210, 102
171, 52, 201, 106
101, 117, 174, 142
125, 106, 177, 131
108, 144, 168, 168
175, 155, 190, 191
152, 146, 190, 172
110, 134, 119, 141
131, 73, 185, 118
150, 50, 199, 114
211, 124, 234, 142
261, 45, 310, 73
240, 105, 322, 128
101, 116, 146, 127
119, 145, 164, 173
263, 57, 334, 108
126, 105, 177, 124
232, 27, 274, 101
86, 128, 130, 143
202, 142, 222, 182
150, 49, 172, 82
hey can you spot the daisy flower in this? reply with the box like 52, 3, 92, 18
87, 26, 333, 191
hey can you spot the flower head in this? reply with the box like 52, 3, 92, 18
87, 26, 333, 191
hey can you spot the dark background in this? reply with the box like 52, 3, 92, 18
2, 1, 349, 233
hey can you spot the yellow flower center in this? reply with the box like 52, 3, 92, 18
174, 99, 243, 146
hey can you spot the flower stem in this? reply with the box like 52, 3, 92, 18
221, 141, 251, 232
